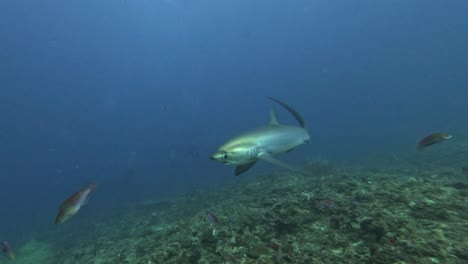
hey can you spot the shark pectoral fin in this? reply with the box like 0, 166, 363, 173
259, 154, 312, 176
235, 160, 257, 176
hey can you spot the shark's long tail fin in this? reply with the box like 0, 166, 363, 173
267, 97, 305, 128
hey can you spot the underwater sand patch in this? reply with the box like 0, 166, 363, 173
14, 239, 53, 264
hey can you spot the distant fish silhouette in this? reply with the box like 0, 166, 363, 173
205, 210, 219, 225
417, 133, 452, 150
1, 241, 15, 260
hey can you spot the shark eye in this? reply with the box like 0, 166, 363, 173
223, 154, 228, 160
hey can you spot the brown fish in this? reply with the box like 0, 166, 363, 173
417, 133, 452, 150
56, 183, 96, 224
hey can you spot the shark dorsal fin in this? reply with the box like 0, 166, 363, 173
268, 97, 305, 128
269, 107, 279, 125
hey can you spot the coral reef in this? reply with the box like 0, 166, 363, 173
30, 162, 466, 264
12, 144, 468, 263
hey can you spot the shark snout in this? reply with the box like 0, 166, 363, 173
211, 152, 231, 164
210, 152, 223, 161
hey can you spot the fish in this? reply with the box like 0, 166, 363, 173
55, 183, 97, 224
417, 133, 452, 150
206, 210, 219, 225
211, 97, 310, 176
1, 241, 15, 260
222, 251, 239, 264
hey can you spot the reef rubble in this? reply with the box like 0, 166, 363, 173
35, 160, 467, 264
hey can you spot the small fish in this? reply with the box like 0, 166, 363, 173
266, 241, 281, 252
56, 183, 96, 224
222, 251, 239, 264
314, 199, 337, 210
205, 210, 219, 225
211, 97, 311, 176
266, 242, 283, 262
417, 133, 452, 150
1, 241, 15, 260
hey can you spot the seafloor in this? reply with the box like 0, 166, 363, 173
7, 144, 468, 264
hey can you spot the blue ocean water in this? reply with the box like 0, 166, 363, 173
0, 0, 467, 252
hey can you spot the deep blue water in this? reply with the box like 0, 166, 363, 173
1, 0, 467, 243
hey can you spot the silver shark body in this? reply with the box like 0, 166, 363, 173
211, 97, 310, 176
